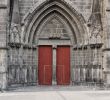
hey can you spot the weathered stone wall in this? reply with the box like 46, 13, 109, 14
0, 50, 7, 89
19, 0, 93, 21
0, 0, 110, 88
106, 0, 110, 47
19, 0, 39, 20
18, 0, 104, 85
0, 0, 7, 47
0, 0, 8, 89
66, 0, 93, 20
103, 0, 110, 85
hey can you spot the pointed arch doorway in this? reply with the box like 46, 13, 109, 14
38, 17, 71, 85
23, 0, 86, 86
38, 45, 71, 85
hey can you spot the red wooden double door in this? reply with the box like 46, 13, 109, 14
38, 45, 70, 85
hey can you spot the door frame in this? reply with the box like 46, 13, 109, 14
37, 45, 73, 85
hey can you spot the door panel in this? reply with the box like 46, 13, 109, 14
38, 46, 52, 85
56, 46, 70, 85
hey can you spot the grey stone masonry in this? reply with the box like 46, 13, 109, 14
19, 0, 93, 21
0, 0, 8, 89
0, 7, 7, 47
0, 0, 110, 89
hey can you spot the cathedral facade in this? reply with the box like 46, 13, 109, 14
0, 0, 110, 89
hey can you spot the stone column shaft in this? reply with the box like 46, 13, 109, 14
52, 45, 57, 84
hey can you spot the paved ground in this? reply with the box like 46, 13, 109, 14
0, 86, 110, 100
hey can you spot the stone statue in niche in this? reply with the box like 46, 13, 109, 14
89, 24, 102, 44
10, 23, 20, 43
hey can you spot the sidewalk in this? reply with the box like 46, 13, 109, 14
0, 86, 110, 100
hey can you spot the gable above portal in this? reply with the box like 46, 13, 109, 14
19, 0, 93, 22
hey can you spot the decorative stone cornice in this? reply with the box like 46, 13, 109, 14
73, 43, 103, 50
106, 8, 110, 12
23, 44, 37, 49
103, 48, 110, 51
0, 4, 7, 8
0, 47, 8, 50
8, 43, 22, 48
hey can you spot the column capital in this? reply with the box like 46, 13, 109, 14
52, 45, 57, 49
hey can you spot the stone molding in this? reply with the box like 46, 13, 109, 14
22, 0, 87, 46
